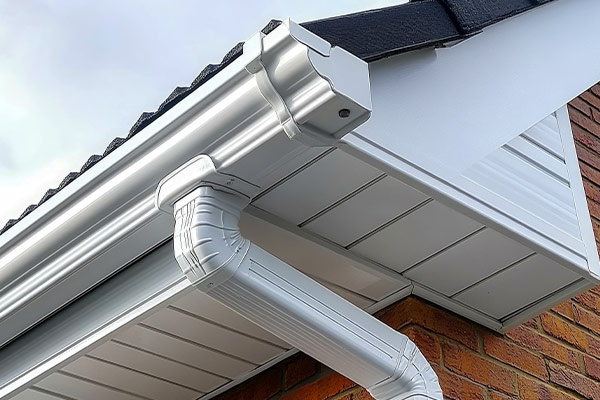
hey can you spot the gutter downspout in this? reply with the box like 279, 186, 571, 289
155, 19, 442, 399
156, 157, 443, 400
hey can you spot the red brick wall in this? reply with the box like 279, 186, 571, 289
214, 84, 600, 400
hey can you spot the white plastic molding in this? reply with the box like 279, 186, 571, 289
159, 179, 442, 399
0, 19, 370, 348
154, 21, 441, 394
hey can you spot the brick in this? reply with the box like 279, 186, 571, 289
483, 332, 548, 380
284, 354, 319, 390
576, 143, 600, 174
572, 120, 600, 153
584, 180, 600, 205
442, 341, 516, 395
586, 355, 600, 381
593, 108, 600, 124
541, 311, 600, 358
489, 391, 516, 400
574, 304, 600, 334
523, 318, 540, 330
517, 374, 579, 400
215, 366, 281, 400
553, 302, 575, 322
506, 325, 580, 370
570, 99, 592, 117
281, 372, 354, 400
582, 91, 600, 113
377, 297, 480, 351
583, 197, 600, 223
576, 291, 600, 315
433, 365, 486, 400
548, 362, 600, 399
400, 325, 441, 365
591, 286, 600, 296
337, 388, 373, 400
588, 200, 600, 224
592, 85, 600, 99
592, 218, 600, 241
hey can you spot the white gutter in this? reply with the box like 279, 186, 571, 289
0, 20, 368, 347
152, 19, 441, 399
156, 159, 443, 400
0, 18, 441, 397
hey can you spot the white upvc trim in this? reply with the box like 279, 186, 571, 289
0, 20, 370, 348
0, 243, 193, 399
0, 235, 416, 400
200, 285, 415, 400
343, 0, 600, 282
556, 106, 600, 283
157, 179, 442, 399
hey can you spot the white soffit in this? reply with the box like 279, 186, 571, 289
253, 103, 597, 329
342, 60, 600, 282
319, 1, 600, 329
1, 212, 407, 400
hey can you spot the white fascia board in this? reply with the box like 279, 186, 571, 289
342, 0, 600, 281
0, 242, 192, 399
0, 20, 370, 348
348, 0, 600, 182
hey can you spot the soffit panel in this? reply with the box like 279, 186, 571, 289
403, 228, 533, 297
88, 341, 227, 393
170, 291, 289, 348
21, 239, 383, 400
303, 175, 429, 247
62, 356, 202, 399
454, 254, 582, 319
115, 324, 256, 379
36, 373, 145, 400
252, 149, 381, 225
248, 122, 597, 326
350, 201, 483, 273
10, 389, 64, 400
141, 307, 286, 365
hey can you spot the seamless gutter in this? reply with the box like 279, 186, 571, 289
0, 0, 557, 236
0, 0, 558, 349
0, 20, 371, 349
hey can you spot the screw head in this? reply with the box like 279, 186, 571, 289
338, 108, 351, 118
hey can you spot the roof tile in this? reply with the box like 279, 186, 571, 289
439, 0, 535, 34
39, 188, 59, 205
58, 172, 80, 190
80, 154, 103, 173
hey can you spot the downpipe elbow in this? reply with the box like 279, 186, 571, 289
173, 185, 251, 289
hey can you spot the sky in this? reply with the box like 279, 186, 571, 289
0, 0, 404, 228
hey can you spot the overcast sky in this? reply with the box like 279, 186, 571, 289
0, 0, 403, 227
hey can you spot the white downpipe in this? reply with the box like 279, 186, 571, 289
160, 179, 442, 400
155, 18, 442, 398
